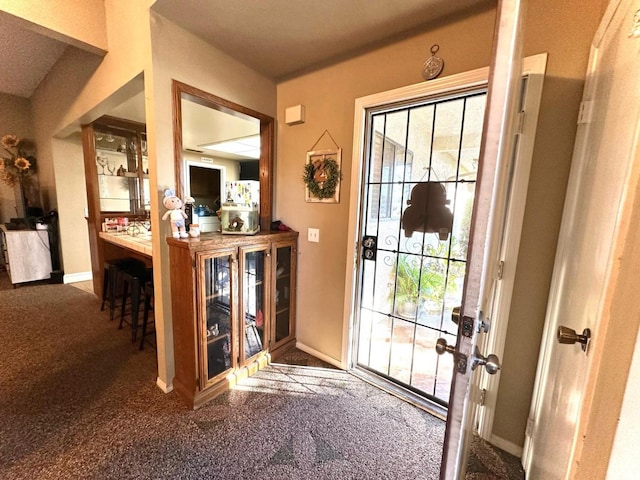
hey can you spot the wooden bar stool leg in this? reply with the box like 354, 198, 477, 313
108, 265, 120, 321
100, 266, 109, 311
119, 278, 129, 330
140, 284, 153, 350
130, 278, 141, 343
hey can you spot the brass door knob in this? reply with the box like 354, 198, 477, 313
435, 338, 456, 356
557, 326, 591, 352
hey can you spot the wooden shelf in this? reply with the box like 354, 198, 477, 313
205, 292, 229, 301
206, 333, 228, 345
96, 148, 128, 156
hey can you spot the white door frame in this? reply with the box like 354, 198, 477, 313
342, 53, 547, 444
184, 159, 227, 200
475, 53, 547, 455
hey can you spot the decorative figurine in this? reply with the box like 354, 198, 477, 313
162, 189, 189, 238
188, 224, 200, 238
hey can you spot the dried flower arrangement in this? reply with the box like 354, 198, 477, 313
0, 134, 36, 187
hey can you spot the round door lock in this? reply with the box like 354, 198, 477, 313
435, 338, 455, 356
472, 346, 501, 375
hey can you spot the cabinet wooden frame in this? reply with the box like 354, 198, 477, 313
270, 238, 297, 353
238, 243, 271, 365
167, 230, 298, 409
81, 116, 149, 298
196, 246, 237, 391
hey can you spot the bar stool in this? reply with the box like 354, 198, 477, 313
118, 265, 153, 343
100, 258, 144, 321
139, 281, 155, 350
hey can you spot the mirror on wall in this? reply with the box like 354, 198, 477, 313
172, 81, 274, 230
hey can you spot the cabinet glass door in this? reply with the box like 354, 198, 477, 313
200, 251, 234, 386
94, 126, 149, 214
273, 241, 296, 345
240, 245, 269, 362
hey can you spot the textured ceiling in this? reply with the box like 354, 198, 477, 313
152, 0, 492, 80
0, 0, 493, 118
0, 14, 68, 98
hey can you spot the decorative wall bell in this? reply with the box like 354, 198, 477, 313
401, 182, 453, 240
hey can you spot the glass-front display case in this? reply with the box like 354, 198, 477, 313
167, 230, 298, 409
200, 251, 234, 386
93, 120, 149, 214
240, 245, 269, 361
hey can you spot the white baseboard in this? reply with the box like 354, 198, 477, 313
295, 341, 344, 369
156, 377, 173, 393
63, 271, 92, 284
490, 434, 523, 458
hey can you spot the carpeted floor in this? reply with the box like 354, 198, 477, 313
0, 273, 524, 479
0, 276, 445, 479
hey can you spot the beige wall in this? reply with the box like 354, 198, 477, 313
276, 5, 496, 363
276, 0, 606, 450
28, 0, 154, 279
0, 93, 32, 223
0, 0, 107, 54
148, 12, 277, 387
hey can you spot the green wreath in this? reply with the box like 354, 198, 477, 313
303, 158, 342, 199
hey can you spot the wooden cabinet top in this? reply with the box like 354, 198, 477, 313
166, 230, 298, 253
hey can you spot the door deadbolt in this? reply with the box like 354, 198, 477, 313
451, 306, 461, 325
361, 235, 377, 261
557, 326, 591, 352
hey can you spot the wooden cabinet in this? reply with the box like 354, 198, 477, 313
89, 118, 149, 214
167, 231, 297, 408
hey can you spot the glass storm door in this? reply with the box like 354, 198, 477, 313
354, 89, 487, 408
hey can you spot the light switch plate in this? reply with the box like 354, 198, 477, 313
308, 228, 320, 243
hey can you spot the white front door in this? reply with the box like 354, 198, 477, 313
439, 1, 526, 477
523, 0, 640, 477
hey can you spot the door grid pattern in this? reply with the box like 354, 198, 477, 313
356, 89, 487, 406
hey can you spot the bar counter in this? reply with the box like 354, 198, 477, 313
99, 231, 153, 258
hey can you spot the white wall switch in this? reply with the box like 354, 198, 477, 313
308, 228, 320, 243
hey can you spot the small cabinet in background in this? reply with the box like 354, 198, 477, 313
83, 116, 149, 216
168, 231, 297, 409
